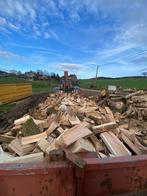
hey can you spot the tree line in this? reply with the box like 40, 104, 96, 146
8, 69, 60, 81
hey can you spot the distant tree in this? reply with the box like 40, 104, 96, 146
56, 74, 60, 81
142, 72, 147, 77
43, 70, 49, 76
9, 70, 17, 75
29, 70, 35, 74
48, 72, 60, 81
37, 70, 44, 76
17, 71, 22, 76
50, 72, 55, 79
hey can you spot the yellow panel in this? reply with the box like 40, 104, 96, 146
0, 84, 32, 104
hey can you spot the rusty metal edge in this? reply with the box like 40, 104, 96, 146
83, 154, 147, 170
0, 161, 71, 176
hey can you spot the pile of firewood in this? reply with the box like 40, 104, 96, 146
0, 91, 147, 165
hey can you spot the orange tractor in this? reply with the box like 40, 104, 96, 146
54, 71, 79, 93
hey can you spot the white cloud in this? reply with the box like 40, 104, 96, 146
100, 62, 147, 77
0, 0, 37, 20
43, 31, 58, 39
98, 44, 135, 59
0, 17, 7, 25
0, 26, 11, 35
58, 63, 86, 71
8, 23, 20, 31
32, 26, 58, 39
0, 16, 20, 32
44, 32, 51, 39
1, 0, 146, 42
0, 50, 19, 58
38, 62, 92, 78
119, 23, 147, 46
7, 43, 57, 53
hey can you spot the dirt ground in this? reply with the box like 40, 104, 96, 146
80, 88, 100, 97
0, 92, 50, 133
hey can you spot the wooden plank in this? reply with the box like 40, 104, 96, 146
79, 106, 98, 113
83, 117, 95, 124
49, 149, 65, 162
0, 84, 32, 104
46, 140, 59, 154
92, 122, 116, 134
125, 90, 143, 99
85, 111, 102, 123
109, 154, 116, 157
21, 132, 47, 145
121, 133, 142, 155
0, 90, 32, 97
57, 127, 65, 135
8, 138, 35, 156
64, 148, 86, 169
89, 135, 104, 152
46, 121, 59, 135
68, 115, 80, 125
119, 128, 135, 141
37, 138, 50, 152
0, 96, 29, 101
47, 136, 54, 144
132, 95, 147, 103
100, 131, 132, 156
134, 137, 147, 152
98, 152, 107, 158
0, 135, 15, 143
14, 115, 31, 126
0, 93, 32, 103
58, 122, 92, 147
12, 125, 22, 132
59, 113, 71, 126
69, 138, 96, 153
6, 152, 44, 164
105, 107, 115, 122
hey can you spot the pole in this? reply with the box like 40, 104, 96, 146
95, 65, 99, 86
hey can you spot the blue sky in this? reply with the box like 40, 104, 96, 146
0, 0, 147, 78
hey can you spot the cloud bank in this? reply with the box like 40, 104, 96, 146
0, 0, 147, 78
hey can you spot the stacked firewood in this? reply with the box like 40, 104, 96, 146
0, 91, 147, 165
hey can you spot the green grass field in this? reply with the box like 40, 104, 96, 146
79, 78, 147, 90
32, 80, 59, 92
0, 76, 59, 93
0, 103, 16, 114
0, 76, 146, 113
1, 76, 146, 91
0, 76, 28, 84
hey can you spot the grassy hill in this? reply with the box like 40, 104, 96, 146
0, 76, 147, 92
0, 76, 59, 93
79, 77, 147, 90
0, 76, 27, 84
